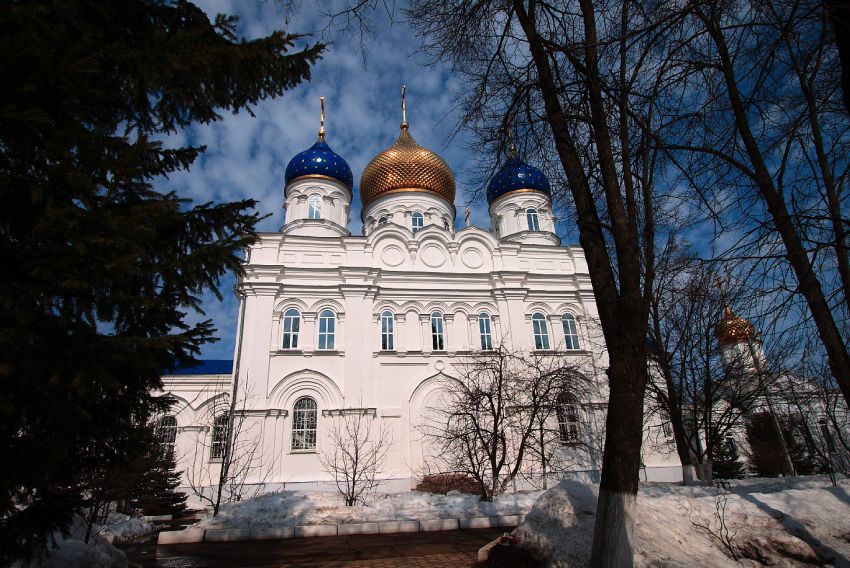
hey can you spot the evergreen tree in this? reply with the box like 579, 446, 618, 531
132, 440, 187, 517
746, 412, 816, 477
0, 0, 322, 560
710, 437, 746, 480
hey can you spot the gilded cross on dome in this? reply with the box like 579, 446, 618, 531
319, 96, 325, 140
713, 276, 756, 345
401, 84, 408, 127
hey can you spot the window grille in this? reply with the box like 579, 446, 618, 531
158, 415, 177, 452
557, 394, 580, 443
660, 411, 673, 438
211, 414, 228, 459
292, 397, 318, 451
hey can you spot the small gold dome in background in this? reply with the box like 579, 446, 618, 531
359, 125, 455, 208
715, 306, 756, 345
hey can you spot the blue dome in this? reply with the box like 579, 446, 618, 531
285, 138, 353, 190
486, 156, 551, 204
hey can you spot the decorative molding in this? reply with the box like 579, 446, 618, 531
321, 408, 377, 417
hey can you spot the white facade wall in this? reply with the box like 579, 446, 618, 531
161, 219, 683, 497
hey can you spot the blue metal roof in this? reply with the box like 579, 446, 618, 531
166, 359, 233, 375
285, 138, 353, 190
486, 156, 551, 205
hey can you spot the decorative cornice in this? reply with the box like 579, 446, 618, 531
489, 187, 552, 206
285, 174, 353, 197
321, 408, 377, 417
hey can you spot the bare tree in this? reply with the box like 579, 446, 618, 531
667, 0, 850, 411
185, 386, 271, 515
319, 409, 392, 506
422, 346, 590, 500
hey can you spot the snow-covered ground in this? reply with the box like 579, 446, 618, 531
17, 512, 153, 568
99, 513, 154, 542
196, 489, 543, 530
516, 475, 850, 567
18, 514, 132, 568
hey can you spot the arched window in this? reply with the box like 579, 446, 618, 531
819, 418, 836, 452
378, 216, 388, 226
557, 393, 580, 443
660, 410, 673, 438
211, 414, 228, 459
526, 208, 540, 231
478, 313, 493, 350
532, 313, 550, 350
317, 309, 336, 350
157, 415, 178, 451
724, 435, 738, 459
561, 314, 581, 350
412, 212, 424, 234
443, 219, 450, 231
307, 194, 322, 219
282, 308, 301, 349
381, 311, 395, 351
292, 396, 317, 451
431, 311, 445, 351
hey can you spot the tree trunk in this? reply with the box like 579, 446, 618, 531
590, 346, 648, 567
512, 2, 651, 564
825, 0, 850, 117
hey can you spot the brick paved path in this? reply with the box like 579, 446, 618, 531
121, 527, 507, 567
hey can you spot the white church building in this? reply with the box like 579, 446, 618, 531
159, 97, 682, 500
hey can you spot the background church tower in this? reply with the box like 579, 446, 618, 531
282, 97, 353, 236
714, 292, 765, 377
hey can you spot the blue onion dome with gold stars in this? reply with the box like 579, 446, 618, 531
284, 97, 353, 191
285, 137, 353, 190
486, 154, 551, 205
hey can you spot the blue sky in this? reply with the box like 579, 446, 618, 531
169, 1, 508, 359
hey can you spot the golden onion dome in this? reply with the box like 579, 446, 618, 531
359, 123, 456, 208
714, 306, 756, 345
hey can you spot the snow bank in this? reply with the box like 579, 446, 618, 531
20, 514, 128, 568
515, 475, 850, 567
99, 513, 153, 542
196, 489, 543, 530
